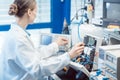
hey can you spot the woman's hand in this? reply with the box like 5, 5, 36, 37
55, 37, 68, 46
68, 43, 84, 59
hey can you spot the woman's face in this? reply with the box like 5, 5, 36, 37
28, 5, 37, 24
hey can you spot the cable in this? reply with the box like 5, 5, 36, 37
75, 0, 78, 20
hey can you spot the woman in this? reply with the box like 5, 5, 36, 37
1, 0, 84, 80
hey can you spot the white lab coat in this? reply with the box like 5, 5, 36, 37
1, 23, 71, 80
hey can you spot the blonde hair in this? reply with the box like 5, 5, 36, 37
8, 0, 36, 17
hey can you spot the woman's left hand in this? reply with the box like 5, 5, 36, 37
55, 37, 68, 46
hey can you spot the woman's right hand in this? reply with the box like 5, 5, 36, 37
68, 43, 84, 59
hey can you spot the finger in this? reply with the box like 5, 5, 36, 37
62, 38, 68, 45
61, 38, 68, 41
79, 42, 85, 46
74, 46, 84, 52
76, 48, 84, 52
64, 41, 68, 45
76, 49, 84, 54
76, 43, 84, 47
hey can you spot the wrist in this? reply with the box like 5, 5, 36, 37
55, 41, 60, 46
68, 52, 73, 59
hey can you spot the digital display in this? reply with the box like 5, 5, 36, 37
99, 48, 105, 60
106, 54, 113, 63
84, 35, 97, 47
106, 3, 120, 21
40, 35, 52, 45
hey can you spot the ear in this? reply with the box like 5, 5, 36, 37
27, 9, 32, 16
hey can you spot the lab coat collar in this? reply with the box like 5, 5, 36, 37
10, 22, 35, 48
10, 22, 30, 37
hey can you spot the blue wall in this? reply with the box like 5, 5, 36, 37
51, 0, 71, 33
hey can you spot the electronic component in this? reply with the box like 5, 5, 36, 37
103, 0, 120, 27
92, 18, 103, 26
90, 70, 109, 80
39, 33, 71, 52
104, 50, 120, 80
69, 61, 90, 77
83, 34, 102, 70
98, 45, 120, 75
69, 34, 102, 80
83, 34, 102, 52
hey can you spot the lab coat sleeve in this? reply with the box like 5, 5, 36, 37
39, 52, 70, 76
37, 42, 59, 59
15, 36, 71, 78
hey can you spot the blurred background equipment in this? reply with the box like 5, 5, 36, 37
39, 33, 71, 52
104, 49, 120, 80
62, 18, 70, 34
102, 0, 120, 27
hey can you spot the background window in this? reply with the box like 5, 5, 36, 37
35, 0, 51, 23
0, 0, 14, 25
0, 0, 51, 25
71, 0, 85, 23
